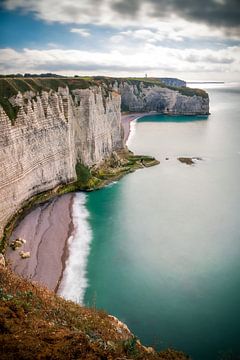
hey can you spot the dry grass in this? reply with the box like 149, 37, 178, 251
0, 267, 190, 359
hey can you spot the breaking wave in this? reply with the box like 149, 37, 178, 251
58, 192, 92, 304
126, 119, 137, 147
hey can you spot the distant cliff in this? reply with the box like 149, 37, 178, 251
111, 79, 209, 114
0, 77, 209, 238
159, 77, 186, 87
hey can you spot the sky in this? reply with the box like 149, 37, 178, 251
0, 0, 239, 81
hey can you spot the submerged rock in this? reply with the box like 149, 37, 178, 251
178, 157, 202, 165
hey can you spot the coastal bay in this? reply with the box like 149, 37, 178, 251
5, 112, 142, 293
84, 83, 240, 359
4, 82, 240, 359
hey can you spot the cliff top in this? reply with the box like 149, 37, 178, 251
0, 266, 189, 359
0, 76, 208, 121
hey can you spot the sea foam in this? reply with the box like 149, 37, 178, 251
58, 192, 92, 304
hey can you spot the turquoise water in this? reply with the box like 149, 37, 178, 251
84, 83, 240, 359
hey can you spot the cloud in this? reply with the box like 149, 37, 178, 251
0, 45, 239, 80
2, 0, 240, 38
113, 0, 240, 32
110, 22, 231, 45
70, 28, 91, 37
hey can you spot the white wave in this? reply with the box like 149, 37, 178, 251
105, 181, 118, 188
58, 192, 92, 304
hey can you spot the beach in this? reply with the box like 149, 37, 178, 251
121, 112, 147, 143
5, 113, 144, 292
6, 194, 74, 292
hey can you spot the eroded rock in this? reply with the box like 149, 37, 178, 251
178, 157, 203, 165
9, 238, 26, 250
19, 251, 30, 259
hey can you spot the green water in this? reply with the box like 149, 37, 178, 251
84, 83, 240, 359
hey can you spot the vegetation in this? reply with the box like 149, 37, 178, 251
167, 86, 208, 99
0, 267, 189, 359
75, 163, 102, 190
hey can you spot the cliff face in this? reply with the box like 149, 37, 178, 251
0, 86, 123, 237
113, 81, 209, 115
72, 87, 123, 165
0, 77, 209, 238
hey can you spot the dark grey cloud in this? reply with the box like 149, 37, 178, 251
112, 0, 240, 34
112, 0, 140, 16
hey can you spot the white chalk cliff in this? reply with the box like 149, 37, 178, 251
0, 86, 123, 237
0, 79, 209, 238
113, 80, 209, 114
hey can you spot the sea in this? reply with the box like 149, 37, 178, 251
38, 82, 240, 359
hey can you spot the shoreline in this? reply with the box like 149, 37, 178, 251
55, 194, 74, 294
56, 113, 154, 297
121, 112, 150, 143
4, 112, 154, 294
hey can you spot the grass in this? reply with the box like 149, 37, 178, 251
0, 267, 190, 359
102, 76, 208, 99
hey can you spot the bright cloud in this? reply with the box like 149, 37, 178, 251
0, 45, 239, 81
70, 28, 91, 37
110, 21, 234, 45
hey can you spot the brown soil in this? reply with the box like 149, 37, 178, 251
0, 267, 190, 360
